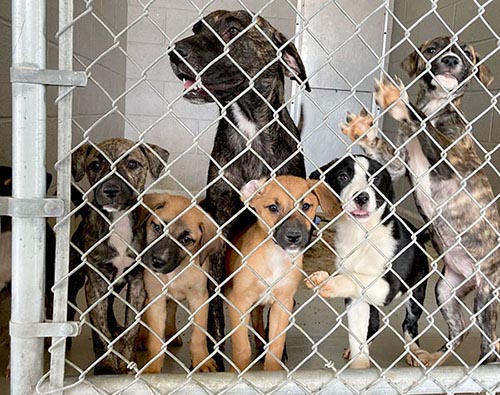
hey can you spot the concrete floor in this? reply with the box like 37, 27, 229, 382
0, 238, 492, 393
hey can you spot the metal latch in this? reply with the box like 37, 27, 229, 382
10, 67, 87, 87
10, 321, 80, 338
0, 196, 64, 218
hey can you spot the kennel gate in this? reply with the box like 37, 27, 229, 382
7, 0, 500, 393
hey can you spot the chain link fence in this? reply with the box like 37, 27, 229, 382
6, 0, 500, 394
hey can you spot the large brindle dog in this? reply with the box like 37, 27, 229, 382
342, 36, 498, 366
169, 10, 310, 368
71, 138, 169, 374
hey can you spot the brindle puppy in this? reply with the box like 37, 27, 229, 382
71, 138, 169, 374
342, 37, 498, 366
169, 10, 310, 368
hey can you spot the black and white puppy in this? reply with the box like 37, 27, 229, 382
307, 155, 429, 368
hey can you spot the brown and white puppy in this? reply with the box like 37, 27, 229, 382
342, 36, 499, 366
71, 138, 169, 375
139, 193, 221, 373
225, 175, 339, 371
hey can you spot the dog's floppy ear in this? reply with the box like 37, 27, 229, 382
401, 49, 420, 78
308, 179, 341, 219
271, 29, 311, 92
135, 193, 168, 230
240, 178, 267, 203
198, 210, 223, 265
72, 143, 92, 182
474, 52, 494, 87
141, 143, 170, 180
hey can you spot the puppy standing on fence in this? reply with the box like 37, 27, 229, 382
307, 156, 429, 368
225, 176, 339, 371
71, 138, 169, 374
138, 193, 221, 373
169, 10, 310, 368
342, 36, 499, 366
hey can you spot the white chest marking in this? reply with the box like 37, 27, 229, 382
406, 138, 434, 218
258, 245, 298, 305
231, 103, 259, 139
0, 230, 12, 291
109, 212, 134, 276
335, 218, 397, 277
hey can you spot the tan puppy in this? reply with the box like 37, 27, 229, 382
139, 193, 222, 373
225, 175, 339, 371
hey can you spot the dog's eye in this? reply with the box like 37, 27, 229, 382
179, 235, 193, 245
267, 204, 279, 213
127, 160, 139, 169
426, 47, 437, 55
227, 26, 240, 37
338, 173, 349, 182
464, 50, 473, 59
152, 223, 163, 234
88, 161, 101, 172
302, 203, 311, 211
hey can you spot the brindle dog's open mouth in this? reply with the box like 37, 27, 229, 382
174, 66, 245, 101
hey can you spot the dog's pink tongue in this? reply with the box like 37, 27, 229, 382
183, 79, 195, 90
352, 209, 369, 217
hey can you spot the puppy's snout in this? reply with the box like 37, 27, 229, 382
441, 55, 460, 68
354, 192, 369, 206
151, 256, 165, 270
285, 228, 303, 244
103, 183, 121, 198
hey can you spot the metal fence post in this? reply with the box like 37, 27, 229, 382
10, 0, 47, 393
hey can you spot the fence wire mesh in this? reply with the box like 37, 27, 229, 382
14, 0, 499, 394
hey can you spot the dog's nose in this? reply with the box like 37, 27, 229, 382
103, 184, 121, 198
151, 256, 165, 270
285, 229, 303, 244
173, 43, 190, 59
354, 192, 369, 206
441, 55, 459, 68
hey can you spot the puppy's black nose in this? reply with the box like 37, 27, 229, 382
354, 192, 369, 206
103, 184, 120, 198
151, 256, 165, 269
441, 55, 459, 67
285, 229, 303, 244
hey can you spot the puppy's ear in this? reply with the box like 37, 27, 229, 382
240, 178, 267, 202
198, 210, 223, 264
141, 143, 170, 180
71, 143, 92, 182
270, 27, 310, 92
308, 179, 341, 219
135, 193, 167, 230
401, 50, 419, 78
475, 52, 494, 87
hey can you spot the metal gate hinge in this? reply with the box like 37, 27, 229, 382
10, 67, 87, 87
10, 321, 80, 338
0, 196, 64, 218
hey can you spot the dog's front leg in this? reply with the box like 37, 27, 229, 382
341, 110, 407, 181
85, 271, 119, 374
227, 291, 253, 372
346, 300, 371, 369
188, 290, 217, 372
264, 297, 294, 371
306, 271, 389, 306
143, 293, 167, 374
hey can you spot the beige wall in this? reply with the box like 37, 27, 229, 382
388, 0, 500, 218
0, 1, 127, 185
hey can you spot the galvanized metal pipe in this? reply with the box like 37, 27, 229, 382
10, 0, 47, 393
48, 0, 75, 393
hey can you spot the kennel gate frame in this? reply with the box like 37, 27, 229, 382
7, 0, 500, 393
